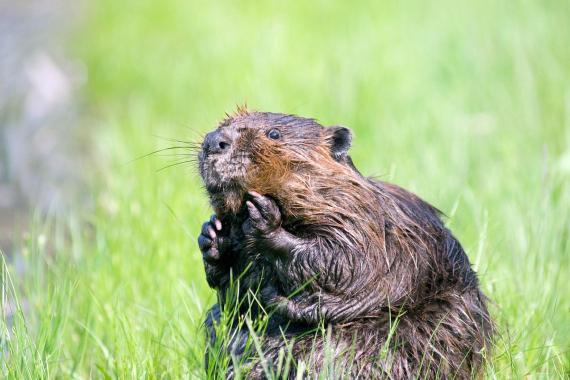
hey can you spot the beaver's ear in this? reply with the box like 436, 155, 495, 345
327, 126, 352, 160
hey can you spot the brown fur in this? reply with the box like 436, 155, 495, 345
198, 108, 493, 379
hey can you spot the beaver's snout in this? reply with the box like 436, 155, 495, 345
198, 125, 251, 207
203, 129, 232, 156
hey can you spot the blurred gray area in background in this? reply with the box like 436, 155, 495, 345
0, 1, 88, 254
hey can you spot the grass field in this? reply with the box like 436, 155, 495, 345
2, 0, 570, 378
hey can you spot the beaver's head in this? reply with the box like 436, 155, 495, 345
198, 109, 354, 216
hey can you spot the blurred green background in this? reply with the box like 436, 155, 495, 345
1, 0, 569, 378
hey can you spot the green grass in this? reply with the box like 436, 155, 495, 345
2, 0, 570, 378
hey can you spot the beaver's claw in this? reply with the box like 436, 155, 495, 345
242, 191, 282, 237
198, 214, 226, 262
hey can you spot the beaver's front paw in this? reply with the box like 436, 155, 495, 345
242, 191, 282, 237
199, 215, 232, 288
198, 214, 226, 262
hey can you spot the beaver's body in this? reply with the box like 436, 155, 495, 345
197, 110, 492, 378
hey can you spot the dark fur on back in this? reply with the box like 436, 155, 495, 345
197, 109, 493, 379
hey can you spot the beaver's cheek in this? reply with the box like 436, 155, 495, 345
242, 165, 258, 187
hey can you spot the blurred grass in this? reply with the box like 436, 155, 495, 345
2, 0, 570, 378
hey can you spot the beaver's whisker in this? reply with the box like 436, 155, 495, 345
157, 153, 195, 158
157, 160, 195, 172
153, 134, 199, 145
124, 146, 196, 165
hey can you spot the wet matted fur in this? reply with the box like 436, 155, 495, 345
197, 109, 493, 379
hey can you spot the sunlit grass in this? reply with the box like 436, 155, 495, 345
1, 0, 570, 378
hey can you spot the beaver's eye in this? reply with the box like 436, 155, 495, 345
267, 129, 281, 140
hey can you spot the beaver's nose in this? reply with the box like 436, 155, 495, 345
203, 130, 231, 155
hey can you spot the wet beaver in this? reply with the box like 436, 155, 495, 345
197, 108, 492, 378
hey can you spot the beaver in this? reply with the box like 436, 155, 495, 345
197, 108, 493, 379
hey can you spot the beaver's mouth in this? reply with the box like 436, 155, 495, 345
204, 181, 241, 195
